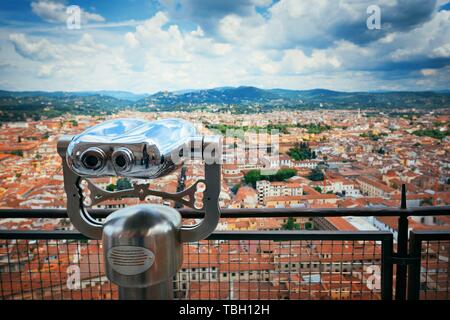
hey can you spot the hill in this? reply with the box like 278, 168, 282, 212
0, 87, 449, 121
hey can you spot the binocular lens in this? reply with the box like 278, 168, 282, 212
80, 147, 106, 171
115, 155, 127, 168
112, 148, 134, 173
85, 155, 100, 168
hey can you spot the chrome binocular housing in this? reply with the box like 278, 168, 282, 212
65, 118, 220, 179
58, 118, 222, 242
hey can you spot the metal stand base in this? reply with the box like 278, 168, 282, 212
118, 280, 173, 300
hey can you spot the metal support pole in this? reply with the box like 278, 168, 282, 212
103, 205, 183, 300
407, 232, 421, 300
381, 236, 393, 300
395, 184, 408, 300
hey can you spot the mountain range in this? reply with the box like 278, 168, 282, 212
0, 86, 449, 122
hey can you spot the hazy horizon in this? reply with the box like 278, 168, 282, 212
1, 85, 450, 96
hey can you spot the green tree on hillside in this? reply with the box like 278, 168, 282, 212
308, 167, 324, 181
287, 142, 316, 161
244, 170, 262, 188
274, 168, 297, 181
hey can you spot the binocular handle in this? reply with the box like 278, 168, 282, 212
180, 161, 221, 243
59, 136, 104, 239
58, 135, 222, 242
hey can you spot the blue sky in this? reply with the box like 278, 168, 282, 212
0, 0, 449, 93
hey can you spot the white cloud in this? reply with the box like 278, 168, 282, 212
279, 49, 341, 73
9, 33, 57, 60
432, 44, 450, 58
2, 2, 450, 92
31, 1, 105, 24
125, 32, 139, 48
386, 10, 450, 61
124, 12, 233, 59
421, 69, 437, 76
217, 0, 441, 50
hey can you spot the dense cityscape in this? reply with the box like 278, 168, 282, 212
1, 107, 449, 299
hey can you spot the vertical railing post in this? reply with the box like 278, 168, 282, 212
395, 184, 409, 300
381, 235, 393, 300
407, 231, 422, 300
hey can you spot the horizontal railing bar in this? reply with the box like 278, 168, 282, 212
0, 229, 393, 241
208, 230, 393, 241
0, 230, 87, 240
0, 206, 449, 219
409, 230, 450, 241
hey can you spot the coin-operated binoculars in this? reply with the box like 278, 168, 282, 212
57, 118, 222, 299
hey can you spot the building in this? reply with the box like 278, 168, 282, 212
256, 180, 303, 204
264, 194, 338, 208
356, 176, 396, 198
222, 164, 244, 187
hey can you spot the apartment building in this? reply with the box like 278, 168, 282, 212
311, 178, 361, 197
264, 194, 338, 208
256, 180, 303, 204
356, 176, 396, 198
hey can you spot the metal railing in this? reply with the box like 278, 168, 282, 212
0, 230, 392, 300
0, 203, 449, 300
407, 231, 450, 300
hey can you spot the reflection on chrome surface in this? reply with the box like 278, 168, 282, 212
66, 118, 202, 179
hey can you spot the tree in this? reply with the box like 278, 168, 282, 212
360, 131, 383, 141
314, 186, 322, 193
413, 128, 450, 140
244, 168, 297, 188
420, 198, 433, 206
274, 168, 297, 181
304, 222, 313, 230
231, 184, 241, 194
116, 178, 132, 190
308, 167, 324, 181
297, 123, 332, 134
282, 217, 300, 230
106, 183, 116, 192
287, 142, 314, 161
9, 150, 23, 157
244, 170, 261, 188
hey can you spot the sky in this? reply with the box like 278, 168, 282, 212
0, 0, 449, 93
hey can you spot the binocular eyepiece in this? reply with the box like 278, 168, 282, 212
111, 147, 134, 173
80, 147, 107, 171
63, 118, 221, 179
79, 146, 134, 173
